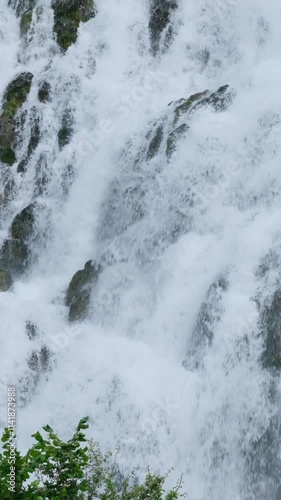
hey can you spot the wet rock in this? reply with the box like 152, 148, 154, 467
146, 124, 164, 160
260, 290, 281, 370
1, 72, 33, 119
1, 203, 37, 275
8, 0, 36, 17
25, 320, 38, 339
52, 0, 96, 52
0, 263, 12, 292
172, 90, 209, 126
17, 111, 41, 173
20, 9, 33, 36
66, 260, 100, 322
0, 116, 16, 166
38, 81, 51, 103
58, 111, 73, 149
149, 0, 178, 55
28, 345, 50, 372
166, 123, 189, 159
183, 277, 228, 370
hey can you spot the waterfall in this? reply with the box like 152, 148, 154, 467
1, 0, 281, 498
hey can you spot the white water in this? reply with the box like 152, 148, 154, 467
1, 0, 281, 498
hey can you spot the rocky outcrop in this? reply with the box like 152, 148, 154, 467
66, 260, 101, 322
8, 0, 36, 17
0, 73, 33, 166
51, 0, 96, 51
58, 110, 73, 149
1, 203, 38, 276
0, 263, 12, 292
149, 0, 178, 55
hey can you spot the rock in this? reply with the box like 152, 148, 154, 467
38, 81, 51, 103
17, 112, 40, 173
1, 72, 33, 119
172, 90, 209, 126
0, 116, 16, 166
183, 277, 228, 370
166, 123, 189, 159
25, 320, 38, 339
58, 111, 73, 149
66, 260, 100, 322
20, 9, 33, 36
52, 0, 96, 51
28, 345, 50, 372
260, 290, 281, 370
149, 0, 178, 55
146, 124, 164, 160
8, 0, 36, 17
1, 203, 37, 275
0, 264, 12, 292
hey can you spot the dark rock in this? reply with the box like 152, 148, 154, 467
0, 148, 16, 166
166, 123, 189, 159
0, 116, 16, 166
52, 0, 96, 51
0, 264, 12, 292
260, 290, 281, 370
8, 0, 36, 17
146, 124, 164, 160
149, 0, 178, 55
172, 90, 208, 126
17, 112, 41, 173
38, 81, 51, 103
1, 72, 33, 119
20, 9, 33, 36
1, 203, 37, 275
25, 320, 38, 339
66, 260, 100, 322
58, 111, 73, 149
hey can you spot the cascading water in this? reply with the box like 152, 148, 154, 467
1, 0, 281, 498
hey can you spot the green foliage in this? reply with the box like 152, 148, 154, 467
0, 418, 186, 499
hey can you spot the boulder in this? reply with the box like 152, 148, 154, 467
66, 260, 100, 322
149, 0, 178, 55
52, 0, 96, 51
2, 72, 33, 119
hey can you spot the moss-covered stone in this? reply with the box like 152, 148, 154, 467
1, 203, 37, 275
20, 9, 33, 36
146, 124, 164, 160
260, 290, 281, 370
66, 260, 100, 322
149, 0, 177, 55
38, 81, 51, 103
0, 265, 12, 292
52, 0, 96, 51
172, 90, 208, 126
0, 116, 16, 165
166, 123, 189, 159
58, 111, 73, 149
2, 72, 33, 119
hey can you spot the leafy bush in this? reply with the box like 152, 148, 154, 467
0, 417, 186, 499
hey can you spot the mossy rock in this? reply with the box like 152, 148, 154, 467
149, 0, 177, 55
38, 81, 51, 103
0, 147, 16, 166
52, 0, 96, 51
8, 0, 36, 17
0, 265, 12, 292
17, 113, 40, 173
0, 116, 16, 165
66, 260, 100, 322
1, 203, 37, 275
166, 123, 189, 159
2, 72, 33, 119
146, 124, 164, 160
172, 90, 208, 126
260, 290, 281, 370
58, 111, 73, 149
20, 9, 33, 36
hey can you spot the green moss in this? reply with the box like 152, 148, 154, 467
0, 267, 12, 292
146, 124, 164, 160
166, 123, 189, 159
52, 0, 95, 51
2, 72, 33, 119
66, 260, 100, 322
173, 90, 208, 125
38, 81, 51, 103
20, 9, 33, 36
0, 147, 16, 165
